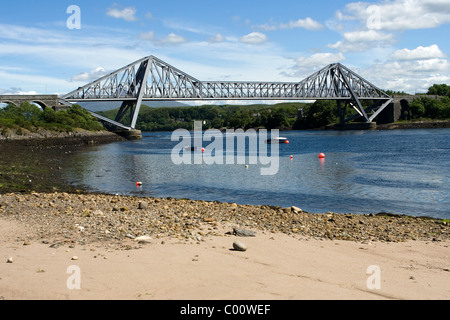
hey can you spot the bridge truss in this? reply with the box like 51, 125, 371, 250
60, 55, 393, 130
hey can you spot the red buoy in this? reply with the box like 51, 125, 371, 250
319, 153, 325, 159
285, 140, 290, 144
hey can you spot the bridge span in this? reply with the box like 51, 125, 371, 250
60, 55, 394, 131
2, 56, 444, 133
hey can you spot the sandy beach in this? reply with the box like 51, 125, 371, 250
0, 192, 449, 301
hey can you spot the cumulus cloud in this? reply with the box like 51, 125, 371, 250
71, 67, 107, 82
208, 33, 225, 43
283, 52, 346, 79
390, 44, 447, 60
365, 58, 450, 93
106, 5, 138, 22
343, 30, 395, 43
257, 17, 324, 31
296, 52, 346, 68
337, 0, 450, 31
240, 32, 268, 44
157, 33, 188, 45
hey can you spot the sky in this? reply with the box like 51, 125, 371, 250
0, 0, 449, 98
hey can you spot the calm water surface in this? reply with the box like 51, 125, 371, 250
63, 129, 450, 219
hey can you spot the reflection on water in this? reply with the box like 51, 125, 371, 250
63, 129, 450, 219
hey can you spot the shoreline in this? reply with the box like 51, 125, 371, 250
1, 192, 449, 300
1, 191, 448, 246
0, 128, 126, 146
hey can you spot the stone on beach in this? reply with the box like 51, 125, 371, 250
138, 201, 149, 210
233, 228, 256, 237
233, 241, 248, 252
291, 206, 303, 213
134, 235, 152, 244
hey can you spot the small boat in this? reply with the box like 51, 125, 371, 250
266, 137, 290, 144
183, 145, 198, 151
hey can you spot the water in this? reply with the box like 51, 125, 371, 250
63, 128, 450, 219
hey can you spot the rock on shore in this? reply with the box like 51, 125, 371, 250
0, 192, 448, 249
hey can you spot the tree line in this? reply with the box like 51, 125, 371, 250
0, 103, 104, 134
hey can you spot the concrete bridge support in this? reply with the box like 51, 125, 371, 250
377, 95, 442, 124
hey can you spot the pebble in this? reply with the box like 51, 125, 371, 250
291, 206, 303, 213
6, 257, 13, 264
71, 256, 79, 261
233, 241, 248, 252
233, 228, 256, 237
135, 235, 152, 244
138, 201, 149, 210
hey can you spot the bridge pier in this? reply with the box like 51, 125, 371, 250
113, 129, 142, 140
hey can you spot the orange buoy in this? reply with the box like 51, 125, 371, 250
285, 140, 290, 144
319, 153, 325, 159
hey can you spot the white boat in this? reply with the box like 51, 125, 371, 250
265, 137, 289, 144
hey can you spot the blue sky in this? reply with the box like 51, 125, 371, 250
0, 0, 449, 97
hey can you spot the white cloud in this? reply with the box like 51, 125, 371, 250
390, 44, 447, 60
296, 52, 346, 68
362, 58, 450, 93
328, 41, 371, 53
71, 67, 107, 82
343, 30, 395, 43
240, 32, 268, 44
282, 52, 346, 79
157, 33, 188, 45
139, 31, 155, 41
285, 18, 324, 30
0, 87, 38, 95
257, 17, 324, 31
338, 0, 450, 31
106, 6, 138, 22
208, 33, 225, 43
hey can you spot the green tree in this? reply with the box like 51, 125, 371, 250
409, 99, 426, 119
427, 84, 450, 97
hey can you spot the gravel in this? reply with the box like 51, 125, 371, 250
0, 192, 449, 250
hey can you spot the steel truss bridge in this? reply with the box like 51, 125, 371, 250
60, 55, 393, 131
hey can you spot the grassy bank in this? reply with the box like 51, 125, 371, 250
0, 103, 104, 134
